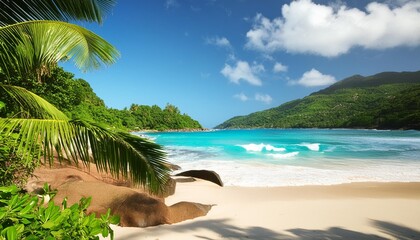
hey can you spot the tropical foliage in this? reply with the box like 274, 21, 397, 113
3, 67, 203, 131
216, 71, 420, 130
0, 184, 119, 240
0, 134, 39, 188
0, 0, 171, 192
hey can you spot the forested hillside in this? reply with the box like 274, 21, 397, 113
0, 67, 202, 131
216, 71, 420, 130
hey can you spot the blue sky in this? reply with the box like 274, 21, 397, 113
63, 0, 420, 128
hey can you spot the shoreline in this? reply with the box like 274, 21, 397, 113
107, 181, 420, 240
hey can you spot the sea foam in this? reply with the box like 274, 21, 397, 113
267, 152, 299, 159
300, 143, 320, 151
171, 159, 420, 187
238, 143, 285, 152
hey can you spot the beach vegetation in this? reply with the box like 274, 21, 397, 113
3, 66, 203, 131
0, 0, 170, 193
0, 0, 171, 238
0, 184, 119, 240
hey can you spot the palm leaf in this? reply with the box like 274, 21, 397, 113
0, 20, 120, 80
0, 0, 115, 26
0, 84, 68, 120
0, 85, 170, 193
0, 118, 170, 193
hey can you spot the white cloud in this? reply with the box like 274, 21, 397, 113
221, 60, 263, 86
246, 0, 420, 57
234, 93, 249, 101
293, 69, 336, 87
255, 93, 273, 104
273, 62, 288, 73
206, 36, 232, 48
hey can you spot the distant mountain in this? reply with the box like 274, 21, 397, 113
216, 71, 420, 130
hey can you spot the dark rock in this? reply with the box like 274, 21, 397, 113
174, 176, 196, 183
176, 170, 223, 186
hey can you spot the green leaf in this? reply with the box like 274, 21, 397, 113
0, 20, 120, 80
19, 198, 37, 215
109, 215, 120, 225
5, 226, 17, 240
101, 227, 109, 237
42, 220, 55, 229
0, 101, 4, 110
0, 0, 116, 25
14, 224, 24, 235
0, 185, 19, 194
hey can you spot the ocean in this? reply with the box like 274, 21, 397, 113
135, 129, 420, 187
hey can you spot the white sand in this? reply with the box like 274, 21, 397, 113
108, 180, 420, 240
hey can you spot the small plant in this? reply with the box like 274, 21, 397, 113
0, 185, 119, 240
0, 134, 39, 188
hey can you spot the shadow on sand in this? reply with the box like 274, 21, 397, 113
118, 219, 420, 240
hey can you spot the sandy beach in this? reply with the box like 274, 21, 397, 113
108, 180, 420, 240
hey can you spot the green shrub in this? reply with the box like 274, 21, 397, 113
0, 184, 119, 240
0, 134, 39, 188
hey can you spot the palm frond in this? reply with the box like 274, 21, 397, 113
71, 120, 170, 193
0, 86, 170, 193
0, 117, 170, 193
0, 20, 120, 80
0, 0, 115, 26
0, 84, 68, 120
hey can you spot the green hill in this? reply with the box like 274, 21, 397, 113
216, 71, 420, 130
1, 67, 203, 131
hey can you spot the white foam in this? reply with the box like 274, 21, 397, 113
301, 143, 320, 151
170, 158, 420, 187
238, 143, 286, 152
267, 152, 299, 159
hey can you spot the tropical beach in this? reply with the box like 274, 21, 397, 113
106, 129, 420, 239
1, 0, 420, 239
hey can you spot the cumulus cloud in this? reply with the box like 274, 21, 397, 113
246, 0, 420, 57
273, 62, 288, 73
221, 60, 264, 86
255, 93, 273, 104
206, 36, 232, 48
292, 69, 336, 87
234, 93, 249, 101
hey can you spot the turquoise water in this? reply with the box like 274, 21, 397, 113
137, 129, 420, 186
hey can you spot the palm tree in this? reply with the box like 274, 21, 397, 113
0, 0, 170, 193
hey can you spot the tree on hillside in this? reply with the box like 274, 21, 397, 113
0, 0, 170, 193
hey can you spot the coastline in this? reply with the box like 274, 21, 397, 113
107, 181, 420, 240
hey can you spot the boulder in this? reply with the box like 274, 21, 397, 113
52, 181, 170, 227
173, 176, 196, 183
26, 162, 176, 198
168, 202, 213, 224
25, 164, 213, 228
176, 170, 223, 186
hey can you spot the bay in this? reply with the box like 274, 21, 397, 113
136, 129, 420, 187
